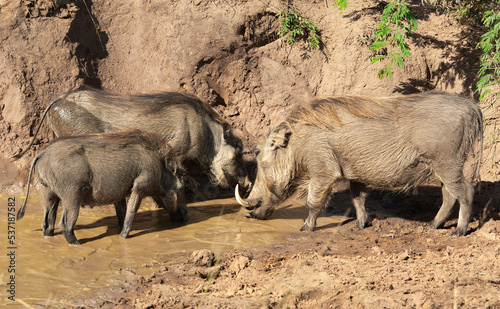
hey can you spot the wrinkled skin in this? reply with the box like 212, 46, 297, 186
16, 89, 249, 191
17, 131, 188, 245
239, 93, 483, 237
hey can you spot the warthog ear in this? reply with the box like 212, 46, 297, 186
268, 123, 292, 150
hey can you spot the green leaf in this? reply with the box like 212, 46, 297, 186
377, 64, 393, 79
389, 51, 404, 67
371, 55, 385, 63
277, 8, 322, 52
479, 89, 492, 100
333, 0, 348, 12
370, 40, 389, 50
375, 25, 392, 39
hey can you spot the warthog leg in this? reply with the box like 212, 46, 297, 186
456, 180, 475, 236
445, 177, 474, 236
349, 181, 370, 229
114, 199, 127, 231
58, 196, 81, 245
301, 180, 333, 232
40, 186, 60, 237
120, 190, 143, 239
432, 166, 474, 236
428, 184, 456, 230
120, 172, 155, 238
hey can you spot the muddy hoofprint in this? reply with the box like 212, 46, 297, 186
237, 92, 483, 237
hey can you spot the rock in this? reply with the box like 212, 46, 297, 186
189, 249, 215, 267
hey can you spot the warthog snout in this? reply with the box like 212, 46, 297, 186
235, 184, 275, 219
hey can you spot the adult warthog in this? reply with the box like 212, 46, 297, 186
14, 88, 249, 191
17, 130, 187, 245
236, 92, 483, 237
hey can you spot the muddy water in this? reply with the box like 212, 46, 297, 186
0, 194, 350, 308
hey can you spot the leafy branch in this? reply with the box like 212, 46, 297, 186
334, 0, 500, 99
368, 0, 418, 79
477, 9, 500, 99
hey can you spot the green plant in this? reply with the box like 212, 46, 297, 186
335, 0, 500, 99
477, 8, 500, 99
277, 8, 322, 51
368, 0, 418, 79
333, 0, 348, 12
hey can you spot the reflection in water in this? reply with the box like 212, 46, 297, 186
0, 195, 349, 308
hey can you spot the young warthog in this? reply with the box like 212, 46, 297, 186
236, 92, 483, 237
17, 130, 188, 245
14, 89, 249, 192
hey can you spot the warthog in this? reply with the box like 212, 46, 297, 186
17, 130, 188, 245
236, 92, 483, 237
14, 88, 249, 192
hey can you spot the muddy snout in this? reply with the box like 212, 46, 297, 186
243, 204, 274, 220
235, 184, 274, 219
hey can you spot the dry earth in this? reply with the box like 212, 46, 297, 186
1, 0, 499, 308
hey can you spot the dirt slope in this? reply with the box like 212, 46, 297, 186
1, 0, 496, 182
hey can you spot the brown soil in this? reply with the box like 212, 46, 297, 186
72, 185, 500, 309
1, 0, 499, 308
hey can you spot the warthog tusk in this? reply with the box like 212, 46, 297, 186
235, 184, 250, 207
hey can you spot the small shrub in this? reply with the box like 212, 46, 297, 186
477, 8, 500, 99
277, 8, 322, 51
335, 0, 500, 98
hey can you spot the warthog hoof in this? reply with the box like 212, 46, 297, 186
62, 232, 80, 245
358, 217, 372, 229
300, 223, 314, 232
426, 221, 441, 230
169, 209, 189, 222
449, 228, 467, 238
43, 229, 55, 237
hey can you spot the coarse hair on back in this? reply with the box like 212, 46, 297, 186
82, 88, 227, 126
288, 96, 394, 129
50, 129, 172, 156
136, 92, 227, 125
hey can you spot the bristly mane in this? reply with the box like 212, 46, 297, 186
83, 89, 227, 126
288, 96, 394, 129
135, 92, 227, 125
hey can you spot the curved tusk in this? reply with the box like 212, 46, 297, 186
235, 184, 250, 207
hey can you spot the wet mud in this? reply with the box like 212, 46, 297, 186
1, 182, 499, 308
71, 184, 500, 309
0, 194, 349, 308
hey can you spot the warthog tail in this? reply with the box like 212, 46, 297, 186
12, 93, 69, 160
474, 109, 484, 191
17, 154, 40, 220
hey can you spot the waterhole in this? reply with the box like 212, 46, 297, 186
0, 194, 350, 308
